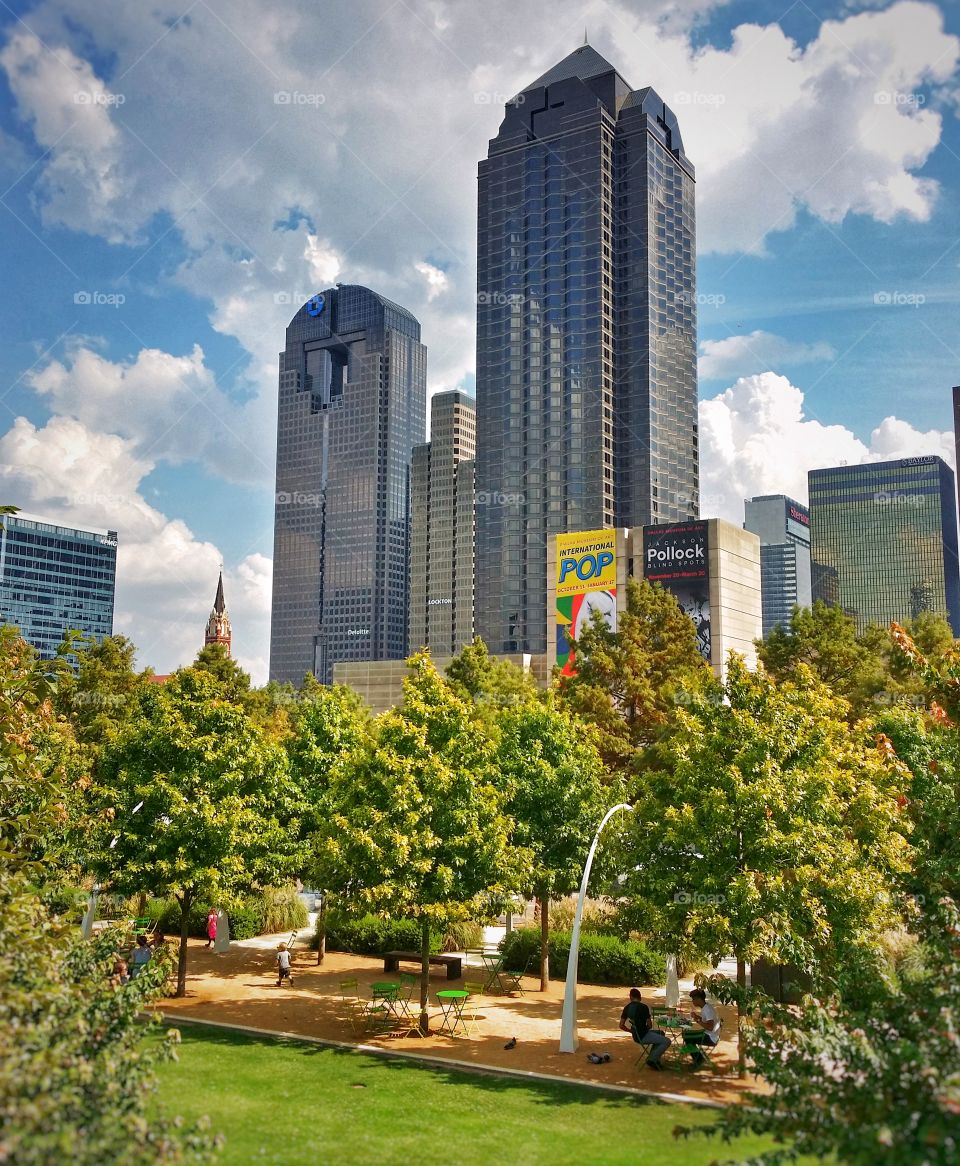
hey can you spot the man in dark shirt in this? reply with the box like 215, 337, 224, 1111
619, 988, 670, 1070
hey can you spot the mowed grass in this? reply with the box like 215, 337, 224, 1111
154, 1023, 794, 1166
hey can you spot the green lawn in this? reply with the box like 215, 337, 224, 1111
154, 1023, 792, 1166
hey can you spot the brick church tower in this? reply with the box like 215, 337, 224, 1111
204, 570, 232, 655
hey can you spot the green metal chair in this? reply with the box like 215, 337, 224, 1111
461, 980, 485, 1037
339, 978, 387, 1034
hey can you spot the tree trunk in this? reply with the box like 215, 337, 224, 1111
538, 886, 550, 992
176, 890, 192, 998
736, 955, 747, 1078
136, 892, 147, 918
418, 918, 431, 1036
316, 897, 327, 966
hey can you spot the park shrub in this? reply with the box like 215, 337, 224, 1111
500, 926, 667, 986
145, 885, 306, 940
260, 885, 309, 935
322, 912, 444, 956
439, 918, 484, 952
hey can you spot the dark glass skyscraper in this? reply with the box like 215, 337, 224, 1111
744, 495, 812, 636
0, 514, 116, 657
809, 457, 960, 634
474, 43, 698, 654
269, 285, 426, 684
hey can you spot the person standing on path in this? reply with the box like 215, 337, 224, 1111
205, 909, 218, 948
276, 942, 293, 987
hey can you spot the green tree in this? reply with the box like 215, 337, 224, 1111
0, 623, 218, 1165
759, 604, 956, 718
622, 658, 909, 1072
445, 636, 539, 705
93, 666, 295, 995
192, 641, 252, 703
313, 654, 524, 1032
287, 682, 371, 961
557, 576, 709, 774
695, 892, 960, 1165
494, 698, 609, 990
54, 632, 154, 747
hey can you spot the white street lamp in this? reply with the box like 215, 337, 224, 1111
559, 802, 634, 1053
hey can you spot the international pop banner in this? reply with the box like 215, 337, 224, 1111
555, 530, 617, 676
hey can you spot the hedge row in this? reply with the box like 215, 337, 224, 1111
318, 913, 484, 956
500, 926, 667, 986
147, 886, 308, 941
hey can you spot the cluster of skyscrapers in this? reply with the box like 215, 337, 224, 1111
2, 44, 957, 674
267, 42, 960, 693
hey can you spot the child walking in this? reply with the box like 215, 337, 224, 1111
276, 942, 293, 987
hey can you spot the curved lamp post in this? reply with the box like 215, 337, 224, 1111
559, 802, 634, 1053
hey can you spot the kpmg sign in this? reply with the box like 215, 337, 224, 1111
643, 521, 711, 662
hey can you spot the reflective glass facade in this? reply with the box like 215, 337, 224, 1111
269, 285, 426, 684
809, 457, 960, 634
0, 515, 117, 657
475, 45, 698, 654
744, 495, 812, 635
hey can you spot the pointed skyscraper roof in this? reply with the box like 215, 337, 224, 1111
213, 570, 226, 615
527, 43, 630, 91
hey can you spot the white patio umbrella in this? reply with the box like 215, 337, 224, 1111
665, 953, 680, 1009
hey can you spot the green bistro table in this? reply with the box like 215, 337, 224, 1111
479, 952, 507, 994
655, 1017, 704, 1060
436, 989, 470, 1036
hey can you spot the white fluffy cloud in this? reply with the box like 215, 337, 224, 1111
29, 343, 275, 485
699, 331, 836, 381
0, 0, 955, 399
0, 416, 271, 680
699, 371, 955, 521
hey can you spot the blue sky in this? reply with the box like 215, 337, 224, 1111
0, 0, 958, 679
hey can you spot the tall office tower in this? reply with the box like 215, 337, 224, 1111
474, 43, 698, 654
409, 390, 476, 656
952, 385, 960, 504
809, 457, 960, 634
0, 513, 117, 657
744, 495, 813, 636
269, 285, 426, 685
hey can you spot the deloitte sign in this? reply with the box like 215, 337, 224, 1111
643, 520, 711, 662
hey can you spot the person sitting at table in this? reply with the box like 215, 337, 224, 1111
619, 988, 670, 1071
684, 988, 721, 1066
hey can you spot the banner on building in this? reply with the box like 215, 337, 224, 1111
555, 529, 617, 676
643, 521, 711, 662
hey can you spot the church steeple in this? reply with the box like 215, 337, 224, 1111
204, 569, 232, 655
